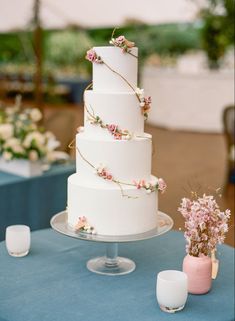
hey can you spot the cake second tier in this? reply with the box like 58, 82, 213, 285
84, 90, 144, 138
76, 132, 152, 183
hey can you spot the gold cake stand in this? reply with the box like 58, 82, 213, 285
50, 211, 173, 276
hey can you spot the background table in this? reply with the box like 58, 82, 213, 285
0, 163, 75, 241
0, 229, 234, 321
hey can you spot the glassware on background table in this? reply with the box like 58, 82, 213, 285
156, 270, 188, 313
5, 225, 31, 257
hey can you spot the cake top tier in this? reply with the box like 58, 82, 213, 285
88, 46, 138, 93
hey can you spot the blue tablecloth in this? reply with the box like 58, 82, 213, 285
0, 163, 75, 241
0, 229, 234, 321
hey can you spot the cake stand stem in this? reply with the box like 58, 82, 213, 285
86, 242, 136, 276
105, 243, 118, 267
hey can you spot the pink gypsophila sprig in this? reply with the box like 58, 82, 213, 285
178, 194, 231, 257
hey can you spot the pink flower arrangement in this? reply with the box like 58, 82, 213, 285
85, 49, 103, 63
110, 35, 135, 52
178, 194, 231, 257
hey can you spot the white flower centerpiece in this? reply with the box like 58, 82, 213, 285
0, 98, 60, 177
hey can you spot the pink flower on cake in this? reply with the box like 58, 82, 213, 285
96, 165, 113, 181
140, 96, 152, 120
75, 216, 96, 234
107, 124, 118, 133
110, 35, 135, 52
133, 180, 146, 189
114, 133, 122, 140
75, 216, 87, 230
85, 49, 103, 63
115, 35, 125, 44
158, 178, 167, 193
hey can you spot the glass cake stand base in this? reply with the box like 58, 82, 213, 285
50, 211, 173, 276
87, 243, 136, 275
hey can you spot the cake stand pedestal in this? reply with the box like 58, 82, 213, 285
50, 211, 173, 276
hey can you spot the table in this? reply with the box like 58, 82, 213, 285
0, 229, 234, 321
0, 163, 75, 241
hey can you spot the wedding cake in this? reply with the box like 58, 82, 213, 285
67, 35, 166, 236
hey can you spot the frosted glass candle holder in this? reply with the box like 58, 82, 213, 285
156, 270, 188, 313
6, 225, 31, 257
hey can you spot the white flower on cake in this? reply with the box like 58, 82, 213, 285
135, 88, 145, 99
0, 124, 14, 140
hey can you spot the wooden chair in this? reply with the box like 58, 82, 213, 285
223, 105, 235, 187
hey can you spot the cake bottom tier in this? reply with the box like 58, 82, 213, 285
67, 174, 158, 236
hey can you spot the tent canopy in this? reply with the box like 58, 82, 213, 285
0, 0, 200, 32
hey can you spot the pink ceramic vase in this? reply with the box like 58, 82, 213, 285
183, 254, 212, 294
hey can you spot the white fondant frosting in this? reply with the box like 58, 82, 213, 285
92, 47, 138, 92
84, 90, 144, 138
67, 44, 160, 236
76, 132, 152, 183
68, 174, 158, 236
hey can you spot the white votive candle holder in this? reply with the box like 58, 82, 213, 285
156, 270, 188, 313
5, 225, 31, 257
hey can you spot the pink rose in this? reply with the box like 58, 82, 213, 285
108, 124, 117, 133
75, 216, 87, 230
158, 178, 167, 193
144, 96, 152, 104
86, 49, 97, 62
115, 35, 125, 45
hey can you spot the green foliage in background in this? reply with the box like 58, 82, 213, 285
45, 29, 93, 74
0, 23, 201, 77
199, 0, 234, 68
0, 13, 233, 76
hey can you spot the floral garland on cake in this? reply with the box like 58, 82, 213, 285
85, 31, 151, 120
85, 104, 132, 140
69, 136, 166, 199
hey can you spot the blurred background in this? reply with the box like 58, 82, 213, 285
0, 0, 234, 244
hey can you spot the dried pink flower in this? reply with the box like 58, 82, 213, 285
110, 35, 135, 52
178, 194, 231, 257
75, 216, 87, 230
107, 124, 118, 133
158, 178, 167, 193
115, 35, 126, 44
85, 49, 103, 63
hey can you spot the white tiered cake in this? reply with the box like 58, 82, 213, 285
67, 36, 166, 236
